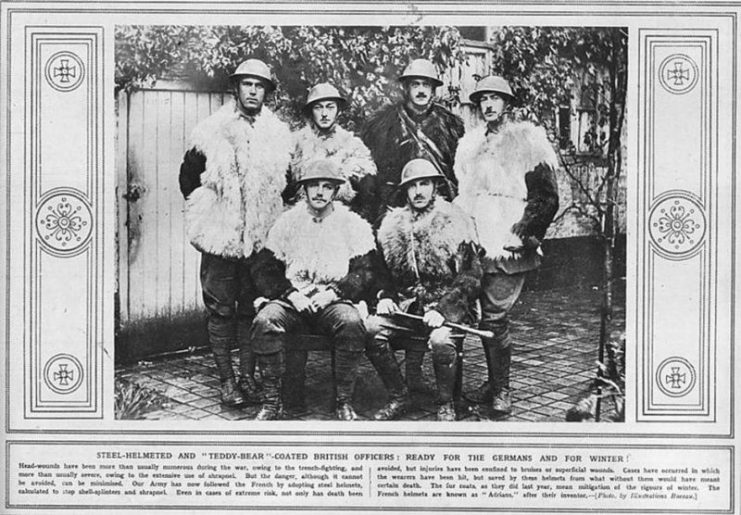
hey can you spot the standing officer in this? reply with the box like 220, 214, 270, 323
361, 59, 465, 394
288, 82, 377, 222
453, 76, 559, 414
361, 58, 465, 218
249, 160, 377, 421
366, 159, 482, 421
178, 58, 292, 408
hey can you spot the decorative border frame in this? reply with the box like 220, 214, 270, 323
638, 32, 718, 419
19, 27, 105, 416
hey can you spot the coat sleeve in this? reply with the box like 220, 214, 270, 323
436, 241, 484, 323
178, 148, 206, 199
331, 250, 377, 303
250, 248, 295, 300
517, 162, 560, 241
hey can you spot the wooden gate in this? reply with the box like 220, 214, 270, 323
116, 84, 227, 362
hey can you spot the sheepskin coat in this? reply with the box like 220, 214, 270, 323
180, 100, 291, 258
263, 202, 377, 302
453, 120, 559, 272
361, 102, 465, 220
288, 124, 377, 220
376, 198, 482, 323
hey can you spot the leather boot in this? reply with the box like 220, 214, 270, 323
219, 377, 246, 408
491, 345, 512, 414
238, 344, 262, 405
433, 353, 458, 421
211, 339, 245, 407
367, 344, 409, 421
255, 353, 284, 421
405, 349, 435, 395
463, 344, 494, 404
334, 350, 362, 421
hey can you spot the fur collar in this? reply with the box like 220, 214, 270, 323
378, 198, 476, 282
291, 125, 376, 204
184, 100, 291, 258
265, 202, 375, 290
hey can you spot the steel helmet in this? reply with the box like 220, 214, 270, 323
469, 75, 514, 103
398, 59, 443, 87
296, 159, 346, 186
229, 59, 276, 91
398, 158, 444, 188
303, 82, 347, 114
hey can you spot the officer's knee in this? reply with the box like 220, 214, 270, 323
429, 328, 456, 364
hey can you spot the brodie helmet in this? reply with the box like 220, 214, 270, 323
469, 75, 514, 104
229, 59, 276, 92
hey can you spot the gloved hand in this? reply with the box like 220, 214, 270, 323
287, 291, 314, 313
423, 309, 445, 328
311, 288, 338, 311
376, 298, 399, 316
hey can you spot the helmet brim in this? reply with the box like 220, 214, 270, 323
229, 73, 276, 92
469, 90, 514, 104
297, 177, 346, 186
399, 75, 443, 88
302, 97, 347, 116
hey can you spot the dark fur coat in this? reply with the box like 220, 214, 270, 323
376, 198, 482, 323
361, 102, 465, 223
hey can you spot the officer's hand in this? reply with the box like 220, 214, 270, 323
287, 291, 314, 313
423, 310, 445, 328
376, 298, 399, 316
311, 289, 338, 311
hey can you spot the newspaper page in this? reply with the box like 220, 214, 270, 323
1, 1, 739, 514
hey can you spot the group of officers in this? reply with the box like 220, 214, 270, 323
178, 57, 560, 422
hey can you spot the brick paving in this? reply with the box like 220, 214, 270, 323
115, 282, 625, 422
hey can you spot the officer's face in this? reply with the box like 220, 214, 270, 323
237, 77, 267, 111
311, 100, 339, 130
406, 178, 436, 210
405, 78, 435, 109
305, 180, 339, 211
479, 92, 507, 123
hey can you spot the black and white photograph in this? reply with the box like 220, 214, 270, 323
2, 2, 738, 513
113, 24, 628, 424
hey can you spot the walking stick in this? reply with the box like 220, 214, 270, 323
381, 312, 494, 340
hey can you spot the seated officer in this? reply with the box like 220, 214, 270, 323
366, 159, 482, 421
249, 160, 376, 421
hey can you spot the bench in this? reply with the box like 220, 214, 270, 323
282, 333, 465, 410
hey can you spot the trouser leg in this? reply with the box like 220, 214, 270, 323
250, 301, 303, 420
429, 327, 458, 404
405, 349, 433, 395
200, 253, 246, 407
478, 271, 525, 413
364, 315, 410, 421
318, 303, 366, 420
235, 256, 261, 402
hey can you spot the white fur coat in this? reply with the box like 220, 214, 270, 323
290, 125, 377, 204
265, 203, 375, 292
184, 100, 291, 258
453, 120, 558, 260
